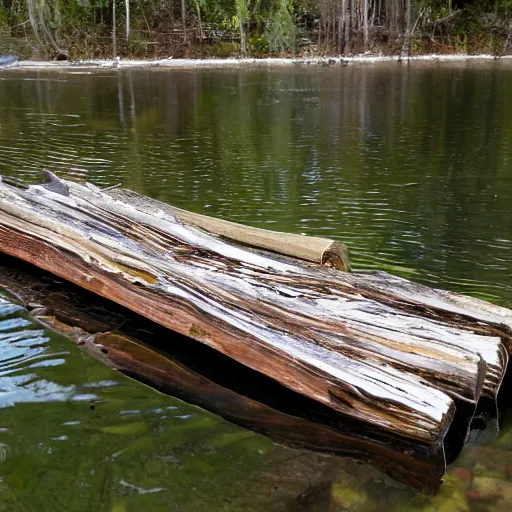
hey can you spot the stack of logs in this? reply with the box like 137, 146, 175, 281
0, 173, 511, 491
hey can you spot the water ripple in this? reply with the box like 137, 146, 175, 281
1, 66, 512, 309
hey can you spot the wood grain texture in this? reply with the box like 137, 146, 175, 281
0, 175, 508, 454
108, 189, 351, 271
0, 262, 446, 492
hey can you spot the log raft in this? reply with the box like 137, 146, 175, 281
0, 173, 509, 459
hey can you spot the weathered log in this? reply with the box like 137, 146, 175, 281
96, 183, 507, 406
0, 260, 446, 492
109, 189, 351, 271
0, 174, 508, 453
337, 271, 512, 400
104, 188, 508, 402
355, 271, 512, 343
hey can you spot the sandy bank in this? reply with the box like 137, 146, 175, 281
2, 54, 512, 71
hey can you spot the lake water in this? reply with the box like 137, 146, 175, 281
1, 62, 512, 510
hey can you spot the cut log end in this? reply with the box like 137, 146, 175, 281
321, 241, 351, 271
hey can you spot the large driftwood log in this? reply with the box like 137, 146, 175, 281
0, 174, 508, 454
0, 262, 445, 492
105, 190, 510, 401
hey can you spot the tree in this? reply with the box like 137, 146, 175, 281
235, 0, 249, 56
2, 0, 512, 59
194, 0, 203, 41
182, 0, 187, 42
125, 0, 130, 40
265, 0, 296, 52
364, 0, 369, 48
112, 0, 117, 55
26, 0, 67, 57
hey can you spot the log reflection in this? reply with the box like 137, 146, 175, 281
0, 255, 448, 493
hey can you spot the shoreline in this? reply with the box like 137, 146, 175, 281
3, 54, 512, 71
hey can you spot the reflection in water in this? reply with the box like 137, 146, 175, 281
0, 299, 77, 406
1, 64, 512, 509
0, 295, 279, 510
1, 64, 512, 307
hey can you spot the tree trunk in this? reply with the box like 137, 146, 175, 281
26, 0, 67, 57
125, 0, 130, 41
406, 0, 411, 56
400, 0, 412, 59
340, 0, 347, 54
239, 21, 246, 56
364, 0, 369, 49
346, 0, 351, 49
0, 174, 509, 455
181, 0, 187, 43
338, 14, 343, 54
196, 2, 203, 41
112, 0, 117, 56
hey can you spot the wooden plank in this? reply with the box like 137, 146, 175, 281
0, 174, 508, 451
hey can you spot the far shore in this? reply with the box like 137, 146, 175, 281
2, 54, 512, 71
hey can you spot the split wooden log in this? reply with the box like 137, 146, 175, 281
101, 187, 508, 407
354, 271, 512, 344
0, 174, 508, 454
104, 190, 510, 404
119, 190, 351, 271
0, 261, 446, 492
334, 271, 512, 400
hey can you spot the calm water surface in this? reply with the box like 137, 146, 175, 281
1, 63, 512, 510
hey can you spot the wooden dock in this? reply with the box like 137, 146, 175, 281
0, 172, 510, 469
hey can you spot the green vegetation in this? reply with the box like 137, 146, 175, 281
0, 1, 511, 59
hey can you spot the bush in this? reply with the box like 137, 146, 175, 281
248, 36, 269, 57
264, 0, 296, 53
203, 41, 240, 58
